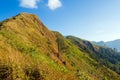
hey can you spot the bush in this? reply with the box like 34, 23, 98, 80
0, 64, 13, 80
24, 67, 44, 80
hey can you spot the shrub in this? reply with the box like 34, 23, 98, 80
0, 64, 13, 80
24, 67, 44, 80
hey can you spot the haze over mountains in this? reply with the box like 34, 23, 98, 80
0, 13, 120, 80
94, 39, 120, 52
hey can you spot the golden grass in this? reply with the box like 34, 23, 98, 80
0, 13, 120, 80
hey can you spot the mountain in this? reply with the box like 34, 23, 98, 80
66, 36, 120, 74
0, 13, 120, 80
94, 39, 120, 52
93, 41, 105, 46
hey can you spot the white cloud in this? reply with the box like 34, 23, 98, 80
20, 0, 40, 9
47, 0, 62, 10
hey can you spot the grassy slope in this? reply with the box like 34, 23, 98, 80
54, 32, 120, 80
66, 36, 120, 73
66, 36, 120, 79
0, 13, 120, 80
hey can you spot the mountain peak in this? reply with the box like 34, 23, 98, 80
16, 12, 40, 22
17, 12, 38, 18
0, 12, 41, 28
0, 12, 59, 58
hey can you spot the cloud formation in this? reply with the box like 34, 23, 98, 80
19, 0, 62, 10
47, 0, 62, 10
20, 0, 40, 9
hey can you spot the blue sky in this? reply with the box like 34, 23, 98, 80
0, 0, 120, 41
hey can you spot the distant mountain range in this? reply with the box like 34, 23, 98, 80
93, 39, 120, 52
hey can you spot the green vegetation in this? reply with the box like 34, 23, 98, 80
67, 36, 120, 75
0, 13, 120, 80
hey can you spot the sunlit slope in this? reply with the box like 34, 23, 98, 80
0, 13, 120, 80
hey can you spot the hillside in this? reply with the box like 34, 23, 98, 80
0, 13, 120, 80
66, 36, 120, 74
94, 40, 120, 52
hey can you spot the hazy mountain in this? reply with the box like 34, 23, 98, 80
94, 39, 120, 52
0, 13, 120, 80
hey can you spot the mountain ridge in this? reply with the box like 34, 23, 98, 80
94, 39, 120, 52
0, 13, 120, 80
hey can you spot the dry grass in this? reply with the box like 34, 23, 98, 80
0, 13, 120, 80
